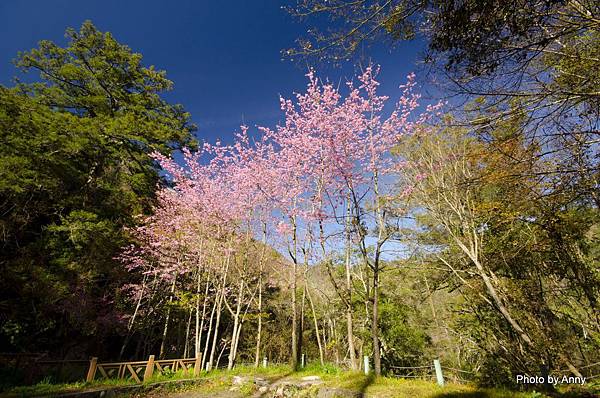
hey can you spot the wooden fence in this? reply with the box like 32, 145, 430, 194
86, 355, 202, 383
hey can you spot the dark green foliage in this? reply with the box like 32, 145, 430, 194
379, 297, 431, 372
0, 21, 195, 356
426, 0, 564, 75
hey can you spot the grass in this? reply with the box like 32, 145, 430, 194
1, 377, 136, 397
253, 362, 599, 398
1, 368, 197, 398
2, 363, 598, 398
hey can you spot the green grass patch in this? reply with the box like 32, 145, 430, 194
3, 363, 598, 398
1, 377, 136, 398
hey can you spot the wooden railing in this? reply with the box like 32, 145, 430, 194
86, 355, 202, 383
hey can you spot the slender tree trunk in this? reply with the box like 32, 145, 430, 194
208, 245, 231, 370
344, 198, 357, 370
197, 276, 210, 358
307, 286, 324, 365
371, 169, 384, 376
254, 271, 263, 367
290, 216, 300, 370
195, 240, 207, 359
184, 306, 193, 358
332, 318, 340, 365
231, 293, 254, 368
359, 343, 363, 370
159, 276, 177, 359
347, 175, 381, 375
176, 318, 183, 356
119, 274, 148, 359
202, 291, 217, 370
207, 287, 224, 370
228, 279, 244, 370
299, 281, 306, 366
216, 342, 227, 369
254, 222, 267, 367
371, 266, 381, 375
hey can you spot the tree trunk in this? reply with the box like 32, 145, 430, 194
372, 169, 384, 376
254, 222, 267, 367
196, 275, 210, 358
119, 274, 148, 359
228, 280, 244, 370
307, 285, 324, 365
371, 266, 381, 375
207, 287, 224, 370
332, 318, 340, 365
290, 216, 299, 370
195, 241, 207, 359
344, 198, 357, 370
159, 276, 177, 359
184, 306, 193, 358
208, 247, 231, 370
202, 290, 217, 370
299, 282, 306, 366
254, 271, 263, 367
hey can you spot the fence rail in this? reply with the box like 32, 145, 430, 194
5, 352, 600, 388
86, 355, 202, 383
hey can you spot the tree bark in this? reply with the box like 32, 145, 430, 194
159, 276, 177, 359
307, 285, 324, 365
227, 279, 244, 370
202, 289, 217, 370
207, 245, 231, 370
344, 198, 357, 370
290, 215, 300, 369
119, 273, 148, 359
184, 306, 193, 358
197, 275, 210, 359
371, 266, 381, 375
254, 222, 267, 367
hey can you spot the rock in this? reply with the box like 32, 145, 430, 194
258, 386, 268, 393
232, 375, 249, 385
299, 380, 323, 388
301, 375, 321, 381
254, 377, 269, 386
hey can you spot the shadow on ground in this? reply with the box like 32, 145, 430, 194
253, 371, 294, 398
432, 388, 599, 398
358, 373, 376, 395
433, 393, 497, 398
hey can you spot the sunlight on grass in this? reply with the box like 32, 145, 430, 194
3, 377, 136, 398
2, 363, 597, 398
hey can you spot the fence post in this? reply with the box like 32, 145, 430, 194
301, 353, 305, 368
434, 359, 444, 386
262, 356, 267, 368
86, 357, 98, 382
143, 355, 155, 382
193, 354, 202, 377
363, 355, 370, 375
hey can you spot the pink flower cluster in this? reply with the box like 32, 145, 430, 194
121, 66, 434, 279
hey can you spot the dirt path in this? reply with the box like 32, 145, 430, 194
157, 390, 244, 398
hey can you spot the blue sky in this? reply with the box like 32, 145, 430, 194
0, 0, 427, 144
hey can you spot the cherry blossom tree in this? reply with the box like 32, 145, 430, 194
119, 65, 430, 374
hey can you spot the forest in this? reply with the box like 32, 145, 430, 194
0, 1, 599, 396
